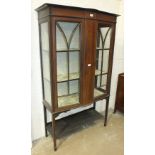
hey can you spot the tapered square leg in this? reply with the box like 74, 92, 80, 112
93, 101, 96, 110
43, 106, 48, 137
52, 114, 57, 151
104, 97, 109, 126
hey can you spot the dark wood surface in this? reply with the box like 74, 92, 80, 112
81, 19, 96, 104
36, 4, 117, 23
114, 73, 124, 113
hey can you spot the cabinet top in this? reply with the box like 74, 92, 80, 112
36, 3, 119, 17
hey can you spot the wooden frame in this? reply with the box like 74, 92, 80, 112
36, 3, 119, 151
51, 16, 84, 113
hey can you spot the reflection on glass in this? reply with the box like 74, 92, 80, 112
42, 51, 50, 81
69, 80, 79, 94
57, 52, 68, 80
41, 23, 49, 51
57, 80, 79, 107
57, 82, 68, 96
44, 79, 51, 103
100, 27, 112, 49
102, 51, 109, 73
40, 22, 51, 104
56, 22, 80, 51
70, 26, 80, 49
56, 21, 80, 107
69, 52, 80, 78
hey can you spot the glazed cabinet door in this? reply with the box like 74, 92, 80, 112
94, 22, 115, 99
52, 17, 84, 111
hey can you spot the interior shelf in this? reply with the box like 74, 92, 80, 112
96, 47, 110, 50
58, 93, 79, 107
95, 69, 107, 75
58, 89, 105, 107
57, 70, 107, 82
56, 48, 80, 52
57, 72, 80, 82
94, 88, 105, 97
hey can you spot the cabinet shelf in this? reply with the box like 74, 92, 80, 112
95, 69, 107, 75
58, 93, 79, 107
57, 72, 80, 82
58, 89, 105, 107
94, 88, 105, 97
56, 48, 80, 52
96, 48, 110, 50
57, 70, 107, 82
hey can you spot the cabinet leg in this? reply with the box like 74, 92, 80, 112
93, 101, 96, 110
43, 106, 48, 137
104, 97, 109, 126
52, 114, 57, 151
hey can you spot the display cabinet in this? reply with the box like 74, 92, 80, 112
36, 3, 118, 151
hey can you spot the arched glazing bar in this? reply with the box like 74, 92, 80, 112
99, 27, 111, 87
56, 23, 69, 49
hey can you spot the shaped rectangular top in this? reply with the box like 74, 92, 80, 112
36, 3, 119, 22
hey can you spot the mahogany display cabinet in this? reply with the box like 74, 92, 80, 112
36, 3, 119, 151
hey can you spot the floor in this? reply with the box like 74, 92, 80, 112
32, 110, 124, 155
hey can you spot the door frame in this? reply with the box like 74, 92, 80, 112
51, 16, 85, 112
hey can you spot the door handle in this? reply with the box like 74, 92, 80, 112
87, 64, 92, 67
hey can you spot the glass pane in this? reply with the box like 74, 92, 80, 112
96, 76, 101, 88
57, 80, 80, 107
44, 79, 51, 104
70, 26, 80, 49
42, 51, 50, 81
56, 25, 67, 50
100, 27, 112, 49
69, 52, 80, 79
56, 22, 79, 51
57, 80, 79, 96
56, 21, 80, 108
101, 75, 107, 86
94, 75, 107, 98
40, 22, 51, 104
102, 50, 109, 73
69, 80, 79, 94
57, 82, 68, 96
41, 23, 49, 51
95, 49, 109, 75
57, 52, 68, 82
95, 75, 107, 88
94, 25, 112, 98
96, 50, 102, 71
